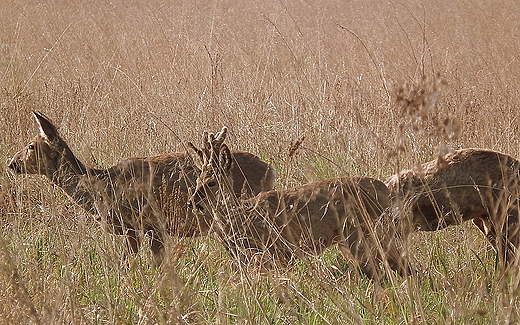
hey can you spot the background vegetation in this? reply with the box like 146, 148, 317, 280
1, 0, 520, 323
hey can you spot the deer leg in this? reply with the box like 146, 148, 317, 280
383, 240, 412, 277
473, 215, 511, 269
339, 227, 411, 279
472, 216, 498, 247
150, 232, 165, 265
337, 226, 381, 280
338, 242, 380, 280
504, 211, 520, 266
480, 210, 520, 270
126, 229, 140, 255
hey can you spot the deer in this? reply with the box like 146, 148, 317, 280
187, 127, 411, 280
386, 148, 520, 271
7, 112, 275, 262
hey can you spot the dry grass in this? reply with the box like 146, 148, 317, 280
2, 0, 520, 323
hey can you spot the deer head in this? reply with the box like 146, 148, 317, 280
188, 127, 233, 214
8, 112, 86, 179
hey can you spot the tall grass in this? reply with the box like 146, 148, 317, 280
1, 0, 520, 323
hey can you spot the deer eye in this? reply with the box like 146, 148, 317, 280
208, 181, 217, 188
28, 145, 35, 150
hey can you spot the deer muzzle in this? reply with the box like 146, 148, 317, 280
188, 189, 206, 213
7, 159, 22, 173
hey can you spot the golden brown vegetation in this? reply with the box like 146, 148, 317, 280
2, 0, 520, 323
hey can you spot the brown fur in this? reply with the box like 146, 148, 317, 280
8, 112, 275, 261
386, 148, 520, 269
189, 128, 410, 280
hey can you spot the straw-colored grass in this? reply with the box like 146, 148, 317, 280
2, 0, 520, 323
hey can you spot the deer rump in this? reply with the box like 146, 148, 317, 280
386, 148, 520, 268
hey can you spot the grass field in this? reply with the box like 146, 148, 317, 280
1, 0, 520, 323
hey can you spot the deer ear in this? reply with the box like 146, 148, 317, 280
214, 126, 228, 148
33, 112, 60, 143
219, 144, 232, 173
187, 142, 204, 170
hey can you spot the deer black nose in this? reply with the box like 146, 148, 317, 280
188, 196, 205, 213
7, 160, 21, 173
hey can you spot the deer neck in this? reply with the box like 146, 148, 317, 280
217, 174, 241, 209
214, 190, 262, 232
49, 147, 100, 214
